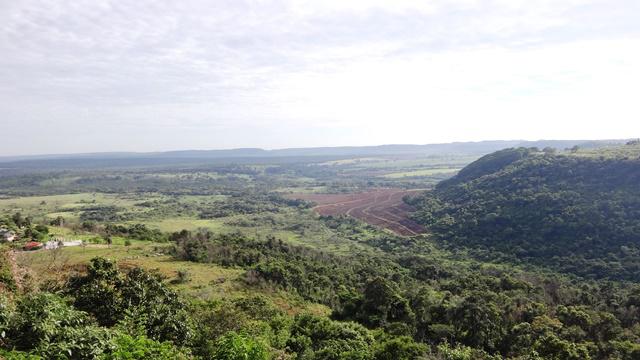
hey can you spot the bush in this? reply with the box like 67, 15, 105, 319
67, 257, 193, 345
373, 336, 428, 360
173, 269, 191, 284
105, 332, 190, 359
5, 293, 112, 359
213, 332, 270, 360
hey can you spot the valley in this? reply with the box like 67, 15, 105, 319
1, 141, 639, 359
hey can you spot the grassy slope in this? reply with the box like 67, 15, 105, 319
15, 242, 329, 316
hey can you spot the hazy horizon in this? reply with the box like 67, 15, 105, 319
2, 0, 639, 156
0, 138, 630, 159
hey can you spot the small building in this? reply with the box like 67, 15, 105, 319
44, 239, 83, 250
62, 240, 83, 247
24, 241, 43, 251
44, 240, 62, 250
0, 229, 16, 242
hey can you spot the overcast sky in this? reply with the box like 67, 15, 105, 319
1, 0, 639, 155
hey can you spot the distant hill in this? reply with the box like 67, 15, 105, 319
409, 142, 640, 281
0, 139, 627, 170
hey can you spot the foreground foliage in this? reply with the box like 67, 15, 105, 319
170, 227, 640, 360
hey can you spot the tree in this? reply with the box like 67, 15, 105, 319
358, 277, 415, 328
373, 336, 428, 360
69, 257, 123, 326
104, 234, 113, 248
534, 333, 591, 360
287, 314, 374, 359
6, 293, 112, 358
50, 216, 65, 226
11, 213, 23, 228
67, 257, 193, 345
452, 293, 504, 351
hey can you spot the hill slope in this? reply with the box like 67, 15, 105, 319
409, 143, 640, 280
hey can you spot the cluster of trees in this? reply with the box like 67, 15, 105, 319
409, 146, 640, 281
0, 256, 192, 358
0, 171, 254, 196
79, 205, 126, 223
171, 228, 640, 359
65, 257, 192, 344
197, 193, 311, 219
103, 223, 165, 242
171, 230, 405, 306
0, 292, 190, 359
336, 272, 640, 359
0, 255, 434, 359
0, 212, 49, 241
198, 196, 282, 219
0, 163, 307, 197
2, 216, 640, 358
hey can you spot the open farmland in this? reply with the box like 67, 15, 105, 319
289, 188, 426, 236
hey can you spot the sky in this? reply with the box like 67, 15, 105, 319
1, 0, 639, 156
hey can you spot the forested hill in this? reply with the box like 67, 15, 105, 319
409, 142, 640, 281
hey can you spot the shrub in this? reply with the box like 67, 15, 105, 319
213, 332, 270, 360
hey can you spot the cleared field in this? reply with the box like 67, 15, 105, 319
288, 189, 426, 236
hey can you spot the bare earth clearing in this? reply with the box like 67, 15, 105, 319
288, 189, 426, 236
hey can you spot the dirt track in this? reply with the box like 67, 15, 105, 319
289, 189, 425, 236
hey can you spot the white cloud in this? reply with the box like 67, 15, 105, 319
0, 0, 639, 154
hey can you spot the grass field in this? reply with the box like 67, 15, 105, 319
350, 156, 476, 170
139, 218, 227, 232
319, 157, 385, 166
381, 167, 461, 178
0, 192, 167, 221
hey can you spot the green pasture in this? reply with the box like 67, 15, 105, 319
381, 167, 461, 178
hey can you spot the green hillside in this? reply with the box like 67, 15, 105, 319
409, 143, 640, 280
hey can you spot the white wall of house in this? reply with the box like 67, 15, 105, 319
62, 240, 83, 247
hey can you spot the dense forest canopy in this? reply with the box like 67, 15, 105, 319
409, 143, 640, 281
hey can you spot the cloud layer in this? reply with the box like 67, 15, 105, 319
1, 0, 639, 155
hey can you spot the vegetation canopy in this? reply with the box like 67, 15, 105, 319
0, 143, 639, 359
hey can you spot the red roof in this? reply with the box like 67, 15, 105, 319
24, 241, 43, 250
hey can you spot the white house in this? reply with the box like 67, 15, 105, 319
0, 229, 16, 242
62, 240, 83, 247
44, 239, 83, 250
44, 240, 62, 250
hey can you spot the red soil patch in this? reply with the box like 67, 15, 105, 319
288, 189, 426, 236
